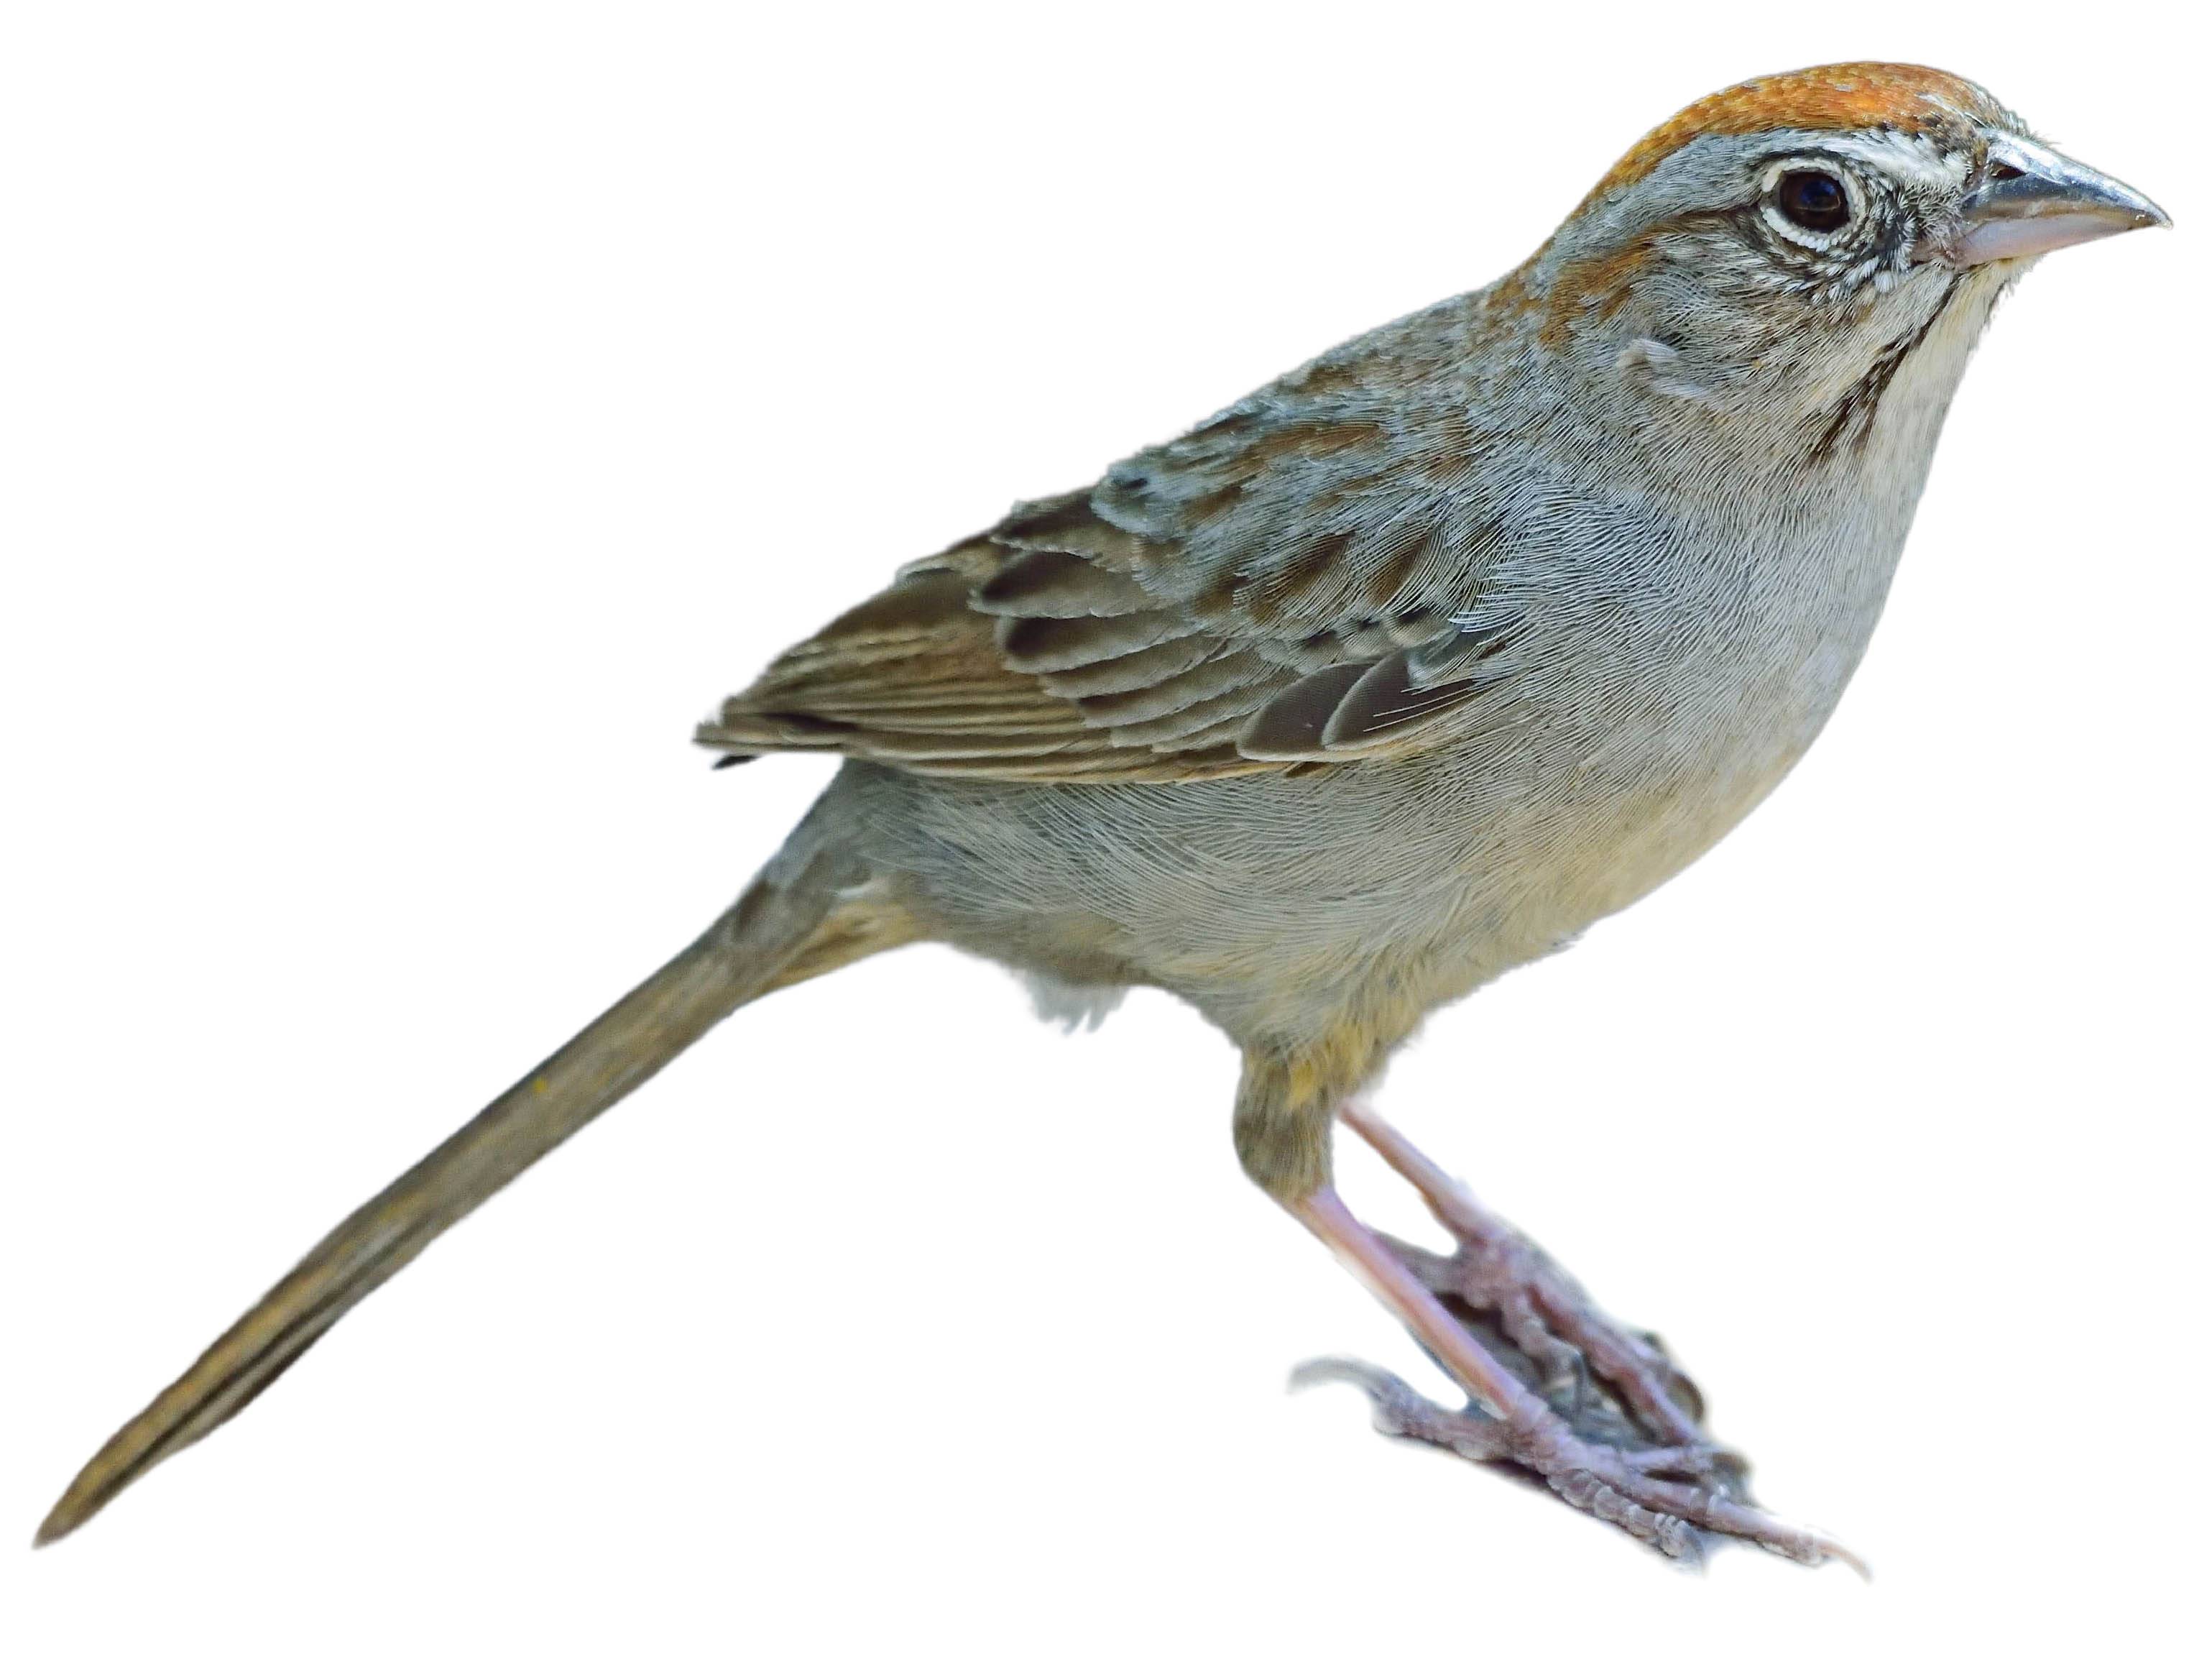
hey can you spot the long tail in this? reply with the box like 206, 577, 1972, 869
37, 824, 912, 1547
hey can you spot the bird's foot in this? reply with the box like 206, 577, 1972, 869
1291, 1357, 1857, 1570
1340, 1098, 1724, 1453
1380, 1207, 1725, 1457
1286, 1103, 1861, 1570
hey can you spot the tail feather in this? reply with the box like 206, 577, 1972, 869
37, 843, 893, 1547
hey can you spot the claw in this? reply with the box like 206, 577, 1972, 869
1296, 1352, 1863, 1570
1291, 1357, 1516, 1460
1297, 1112, 1861, 1568
1287, 1355, 1398, 1400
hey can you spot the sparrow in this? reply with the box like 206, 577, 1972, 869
37, 62, 2168, 1564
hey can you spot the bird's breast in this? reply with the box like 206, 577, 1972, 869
1436, 492, 1916, 942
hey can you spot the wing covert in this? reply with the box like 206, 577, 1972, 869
699, 300, 1536, 782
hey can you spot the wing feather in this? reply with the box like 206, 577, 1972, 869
699, 295, 1536, 783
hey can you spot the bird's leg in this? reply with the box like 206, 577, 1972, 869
1338, 1097, 1716, 1453
1285, 1162, 1858, 1570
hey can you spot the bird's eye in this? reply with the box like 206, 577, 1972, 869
1775, 170, 1851, 234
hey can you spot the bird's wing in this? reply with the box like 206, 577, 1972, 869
699, 334, 1536, 783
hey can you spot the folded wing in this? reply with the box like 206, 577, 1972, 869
699, 321, 1535, 783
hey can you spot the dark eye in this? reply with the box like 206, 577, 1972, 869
1776, 169, 1851, 233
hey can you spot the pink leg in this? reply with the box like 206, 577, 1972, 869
1291, 1188, 1557, 1439
1286, 1147, 1862, 1571
1340, 1097, 1710, 1449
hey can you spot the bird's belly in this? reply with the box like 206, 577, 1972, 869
849, 561, 1889, 1042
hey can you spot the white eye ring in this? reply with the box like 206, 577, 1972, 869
1756, 160, 1866, 249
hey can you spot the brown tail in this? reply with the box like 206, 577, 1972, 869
36, 827, 914, 1547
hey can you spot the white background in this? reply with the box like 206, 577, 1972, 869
3, 4, 2201, 1655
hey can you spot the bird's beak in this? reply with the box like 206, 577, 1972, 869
1923, 132, 2170, 267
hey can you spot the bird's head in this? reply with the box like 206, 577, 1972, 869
1519, 63, 2167, 458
